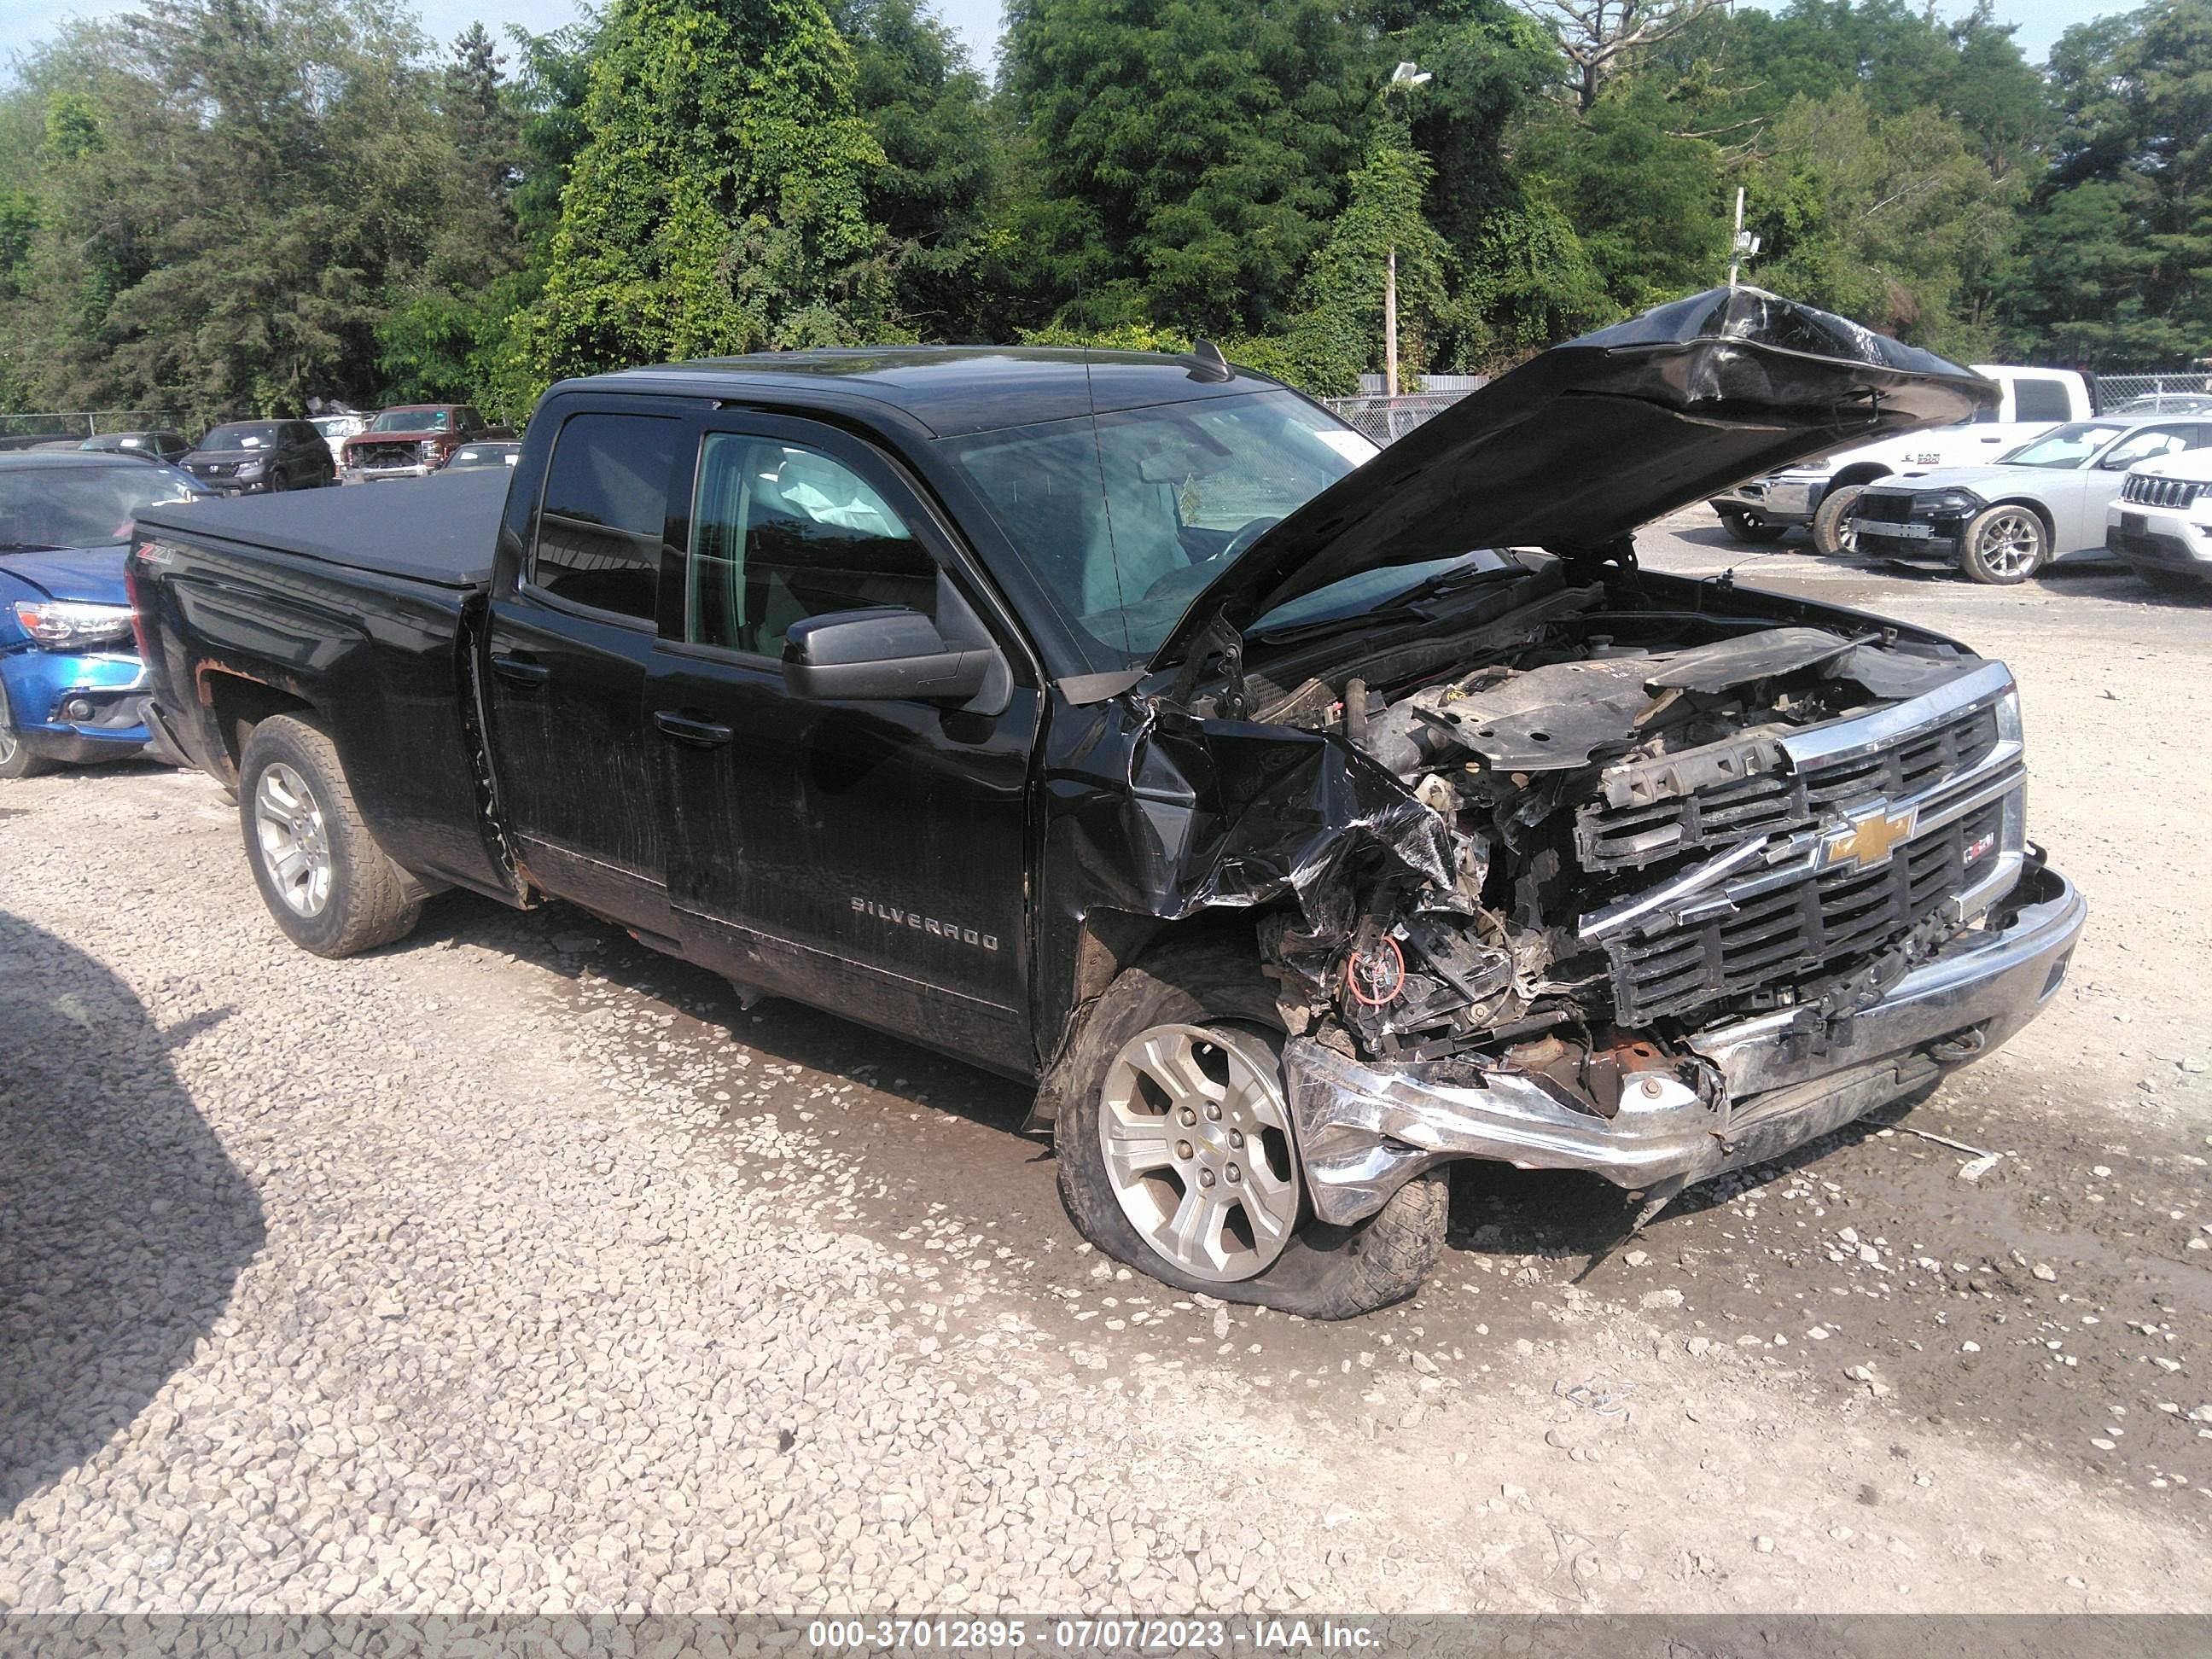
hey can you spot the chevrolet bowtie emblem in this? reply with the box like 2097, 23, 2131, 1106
1818, 801, 1919, 872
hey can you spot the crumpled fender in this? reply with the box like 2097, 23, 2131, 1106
1026, 693, 1453, 1109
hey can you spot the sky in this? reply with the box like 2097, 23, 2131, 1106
0, 0, 2131, 87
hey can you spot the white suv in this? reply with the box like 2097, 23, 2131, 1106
2107, 449, 2212, 589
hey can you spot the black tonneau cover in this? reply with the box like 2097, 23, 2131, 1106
133, 468, 508, 589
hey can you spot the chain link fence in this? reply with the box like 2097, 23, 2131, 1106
1321, 392, 1470, 446
0, 410, 184, 450
2095, 374, 2212, 414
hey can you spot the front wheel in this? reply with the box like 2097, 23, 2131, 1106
1053, 939, 1447, 1318
1959, 504, 2047, 585
1718, 509, 1788, 545
237, 713, 422, 956
1810, 484, 1867, 557
0, 678, 57, 780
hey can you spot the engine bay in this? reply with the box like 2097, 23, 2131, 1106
1220, 568, 2000, 1115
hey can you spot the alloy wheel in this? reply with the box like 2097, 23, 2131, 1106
1972, 509, 2042, 579
1097, 1022, 1301, 1282
253, 761, 333, 917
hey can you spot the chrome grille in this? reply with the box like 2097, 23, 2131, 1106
2121, 473, 2205, 509
1577, 703, 2001, 871
1608, 802, 2003, 1024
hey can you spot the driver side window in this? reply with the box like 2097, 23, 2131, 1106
685, 434, 936, 657
2101, 424, 2205, 469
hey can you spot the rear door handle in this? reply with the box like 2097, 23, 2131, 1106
489, 653, 550, 686
655, 709, 734, 748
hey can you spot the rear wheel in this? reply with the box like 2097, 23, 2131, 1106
1810, 484, 1867, 557
0, 678, 57, 780
1718, 509, 1788, 545
1958, 504, 2047, 585
1053, 938, 1447, 1318
237, 713, 422, 956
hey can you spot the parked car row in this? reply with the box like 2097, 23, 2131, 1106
1709, 390, 2212, 590
0, 410, 521, 778
26, 403, 515, 492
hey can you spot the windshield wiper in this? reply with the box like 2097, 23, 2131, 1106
1252, 562, 1531, 644
0, 541, 66, 554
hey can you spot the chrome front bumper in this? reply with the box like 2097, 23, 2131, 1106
1286, 864, 2085, 1224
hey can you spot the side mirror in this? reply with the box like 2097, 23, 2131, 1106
782, 607, 995, 704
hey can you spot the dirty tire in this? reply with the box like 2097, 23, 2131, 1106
237, 713, 422, 957
0, 678, 57, 780
1717, 509, 1787, 545
1053, 937, 1448, 1318
1809, 483, 1867, 557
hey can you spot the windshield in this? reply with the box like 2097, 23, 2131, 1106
370, 408, 450, 432
2000, 422, 2124, 469
201, 422, 282, 451
0, 465, 204, 550
942, 390, 1377, 667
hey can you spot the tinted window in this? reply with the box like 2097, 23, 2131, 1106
686, 434, 934, 656
533, 413, 676, 620
2013, 379, 2073, 423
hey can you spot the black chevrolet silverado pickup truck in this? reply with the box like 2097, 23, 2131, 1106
131, 288, 2085, 1317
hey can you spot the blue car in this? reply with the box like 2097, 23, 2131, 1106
0, 452, 209, 778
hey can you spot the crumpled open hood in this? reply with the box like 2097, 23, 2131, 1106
1151, 287, 1996, 671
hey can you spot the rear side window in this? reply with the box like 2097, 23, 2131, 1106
533, 412, 678, 621
685, 434, 935, 656
2013, 379, 2073, 423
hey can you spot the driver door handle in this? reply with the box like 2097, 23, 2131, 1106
655, 709, 733, 748
489, 653, 550, 686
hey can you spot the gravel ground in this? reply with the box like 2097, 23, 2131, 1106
2, 514, 2209, 1615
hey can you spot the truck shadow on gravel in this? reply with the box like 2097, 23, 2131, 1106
0, 911, 262, 1520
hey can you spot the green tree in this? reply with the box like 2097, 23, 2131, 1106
1000, 0, 1370, 335
1745, 90, 2022, 353
523, 0, 897, 386
832, 0, 1000, 338
2000, 0, 2212, 366
1296, 138, 1452, 387
375, 23, 533, 410
4, 0, 456, 422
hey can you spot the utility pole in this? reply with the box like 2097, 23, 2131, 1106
1385, 247, 1400, 398
1381, 61, 1429, 400
1727, 186, 1760, 288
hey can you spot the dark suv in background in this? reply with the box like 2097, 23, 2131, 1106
179, 420, 337, 493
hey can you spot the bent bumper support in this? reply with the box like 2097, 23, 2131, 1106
1286, 865, 2086, 1225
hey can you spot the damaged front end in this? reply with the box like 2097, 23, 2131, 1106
1068, 575, 2084, 1230
1037, 288, 2084, 1230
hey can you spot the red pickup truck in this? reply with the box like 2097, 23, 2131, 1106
340, 405, 506, 483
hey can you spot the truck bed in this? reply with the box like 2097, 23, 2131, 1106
134, 468, 507, 588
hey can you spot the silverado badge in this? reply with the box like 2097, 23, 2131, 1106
1817, 800, 1920, 874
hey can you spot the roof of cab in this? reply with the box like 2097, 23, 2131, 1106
573, 346, 1289, 439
